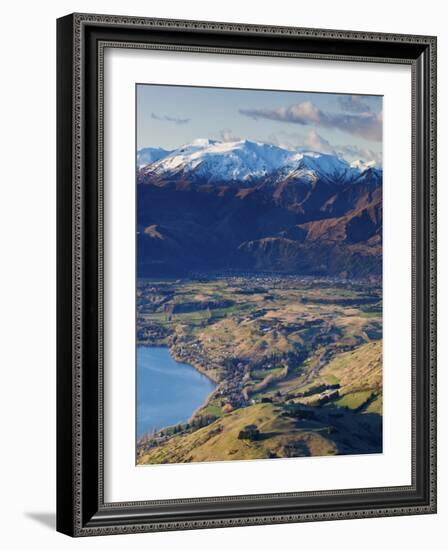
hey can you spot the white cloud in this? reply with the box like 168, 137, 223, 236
151, 113, 190, 125
269, 129, 382, 167
219, 128, 240, 142
240, 100, 382, 142
303, 130, 334, 154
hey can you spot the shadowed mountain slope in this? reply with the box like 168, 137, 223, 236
137, 139, 382, 279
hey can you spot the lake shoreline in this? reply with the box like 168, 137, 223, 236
137, 345, 217, 442
169, 345, 220, 384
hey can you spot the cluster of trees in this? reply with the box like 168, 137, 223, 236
190, 414, 218, 430
282, 405, 317, 420
238, 424, 260, 441
222, 356, 240, 370
282, 440, 310, 458
158, 414, 219, 438
295, 382, 340, 399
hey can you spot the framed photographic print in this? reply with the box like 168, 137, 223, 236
56, 13, 437, 536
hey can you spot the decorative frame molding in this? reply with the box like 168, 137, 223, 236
57, 13, 437, 537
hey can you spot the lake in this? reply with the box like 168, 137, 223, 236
137, 346, 217, 439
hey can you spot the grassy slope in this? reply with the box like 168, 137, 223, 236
138, 340, 383, 465
138, 403, 335, 464
320, 341, 382, 411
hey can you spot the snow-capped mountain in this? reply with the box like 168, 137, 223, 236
280, 152, 369, 185
136, 139, 383, 279
350, 159, 377, 172
137, 147, 172, 169
138, 138, 381, 186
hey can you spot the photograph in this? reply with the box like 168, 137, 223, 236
135, 84, 384, 465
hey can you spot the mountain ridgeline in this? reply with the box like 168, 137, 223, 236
137, 139, 382, 280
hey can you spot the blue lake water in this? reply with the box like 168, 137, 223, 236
137, 346, 216, 439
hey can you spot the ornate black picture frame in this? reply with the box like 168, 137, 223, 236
57, 13, 437, 536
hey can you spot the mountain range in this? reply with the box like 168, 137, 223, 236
136, 139, 382, 279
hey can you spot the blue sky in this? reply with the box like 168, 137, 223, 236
137, 84, 383, 164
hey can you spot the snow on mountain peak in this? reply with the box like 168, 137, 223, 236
350, 159, 377, 171
136, 147, 172, 169
143, 139, 294, 182
138, 139, 381, 185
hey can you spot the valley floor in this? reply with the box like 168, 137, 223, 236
136, 275, 382, 464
